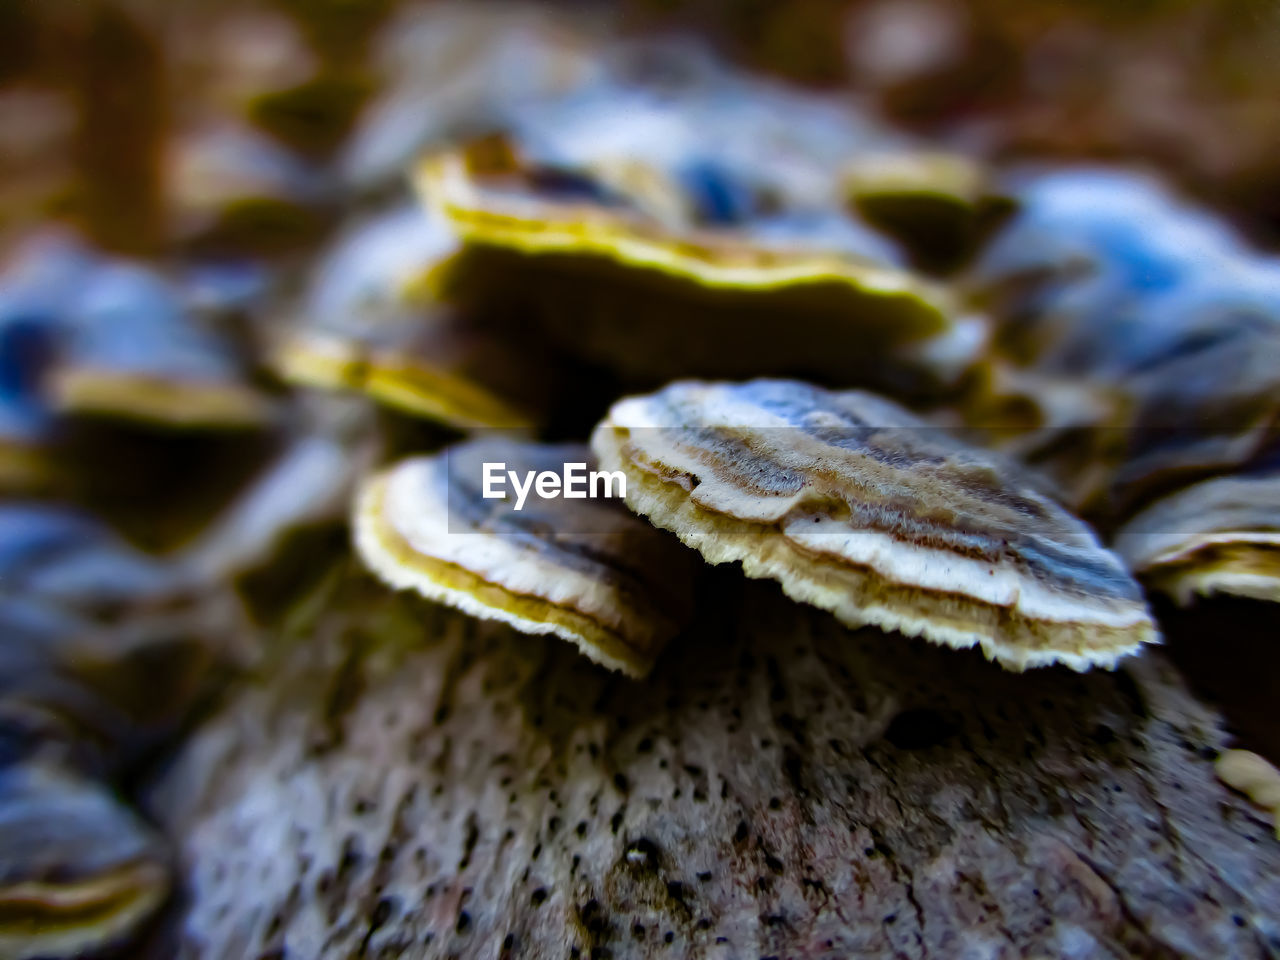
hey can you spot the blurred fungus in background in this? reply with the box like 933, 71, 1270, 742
1, 2, 1280, 959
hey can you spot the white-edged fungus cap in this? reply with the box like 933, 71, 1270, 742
353, 439, 695, 677
591, 378, 1158, 672
1114, 470, 1280, 605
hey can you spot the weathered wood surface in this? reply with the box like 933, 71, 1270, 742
150, 567, 1280, 959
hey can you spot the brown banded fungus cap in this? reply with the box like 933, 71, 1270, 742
591, 379, 1157, 671
353, 438, 695, 677
1114, 471, 1280, 604
275, 205, 544, 430
413, 136, 978, 394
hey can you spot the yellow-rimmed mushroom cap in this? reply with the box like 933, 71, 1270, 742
51, 369, 269, 429
51, 262, 270, 430
1216, 750, 1280, 839
1114, 471, 1280, 604
353, 439, 695, 677
413, 137, 977, 393
275, 205, 545, 431
416, 137, 949, 335
0, 762, 171, 960
591, 379, 1157, 671
843, 150, 1005, 269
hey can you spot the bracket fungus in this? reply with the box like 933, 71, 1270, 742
1114, 470, 1280, 604
0, 234, 269, 432
842, 149, 1008, 271
592, 379, 1157, 671
1217, 750, 1280, 839
275, 205, 547, 430
165, 121, 329, 253
967, 167, 1280, 520
353, 438, 695, 676
0, 500, 257, 960
0, 761, 171, 960
51, 261, 270, 429
414, 136, 978, 394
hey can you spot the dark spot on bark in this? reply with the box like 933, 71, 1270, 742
664, 931, 675, 944
579, 899, 606, 935
1091, 724, 1117, 746
1114, 668, 1149, 718
337, 837, 361, 879
455, 911, 471, 934
457, 813, 479, 870
697, 871, 712, 882
885, 708, 959, 750
614, 773, 629, 792
637, 737, 653, 753
531, 888, 548, 906
633, 923, 645, 939
734, 820, 749, 843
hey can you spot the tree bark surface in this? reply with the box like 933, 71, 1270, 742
152, 569, 1280, 959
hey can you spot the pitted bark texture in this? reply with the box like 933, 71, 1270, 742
152, 570, 1280, 959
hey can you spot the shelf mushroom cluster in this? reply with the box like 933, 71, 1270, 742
333, 71, 1278, 680
1, 7, 1279, 958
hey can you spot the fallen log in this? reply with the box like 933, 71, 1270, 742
150, 567, 1280, 959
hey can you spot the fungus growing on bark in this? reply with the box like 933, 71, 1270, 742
353, 438, 695, 676
1114, 471, 1280, 604
592, 378, 1156, 670
275, 205, 545, 430
413, 136, 979, 395
0, 762, 171, 960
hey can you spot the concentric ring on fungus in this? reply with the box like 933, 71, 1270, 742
353, 439, 695, 677
591, 379, 1158, 671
